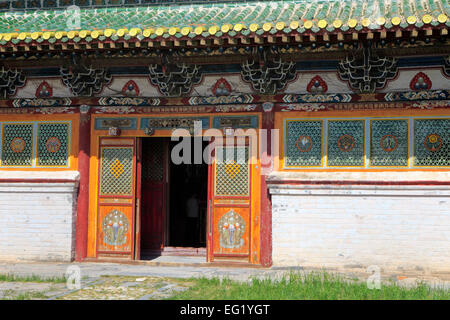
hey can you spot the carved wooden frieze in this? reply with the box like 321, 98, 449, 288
338, 47, 398, 93
241, 55, 296, 94
94, 118, 138, 130
213, 116, 259, 129
60, 64, 111, 96
0, 67, 26, 99
148, 62, 202, 97
443, 55, 450, 77
140, 117, 210, 130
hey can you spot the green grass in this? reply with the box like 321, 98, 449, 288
169, 272, 450, 300
4, 291, 49, 300
0, 273, 67, 283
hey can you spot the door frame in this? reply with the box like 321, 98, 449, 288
134, 137, 142, 260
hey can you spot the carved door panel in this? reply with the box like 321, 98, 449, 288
140, 138, 168, 255
96, 138, 137, 259
208, 144, 251, 262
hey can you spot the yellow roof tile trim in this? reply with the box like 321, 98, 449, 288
0, 0, 448, 44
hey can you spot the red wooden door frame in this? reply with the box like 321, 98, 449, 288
134, 138, 142, 260
206, 140, 214, 261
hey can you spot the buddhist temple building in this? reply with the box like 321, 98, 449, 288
0, 0, 448, 273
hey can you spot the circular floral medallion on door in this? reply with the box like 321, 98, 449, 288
10, 137, 26, 153
337, 134, 355, 152
296, 135, 313, 152
45, 136, 62, 153
424, 134, 442, 152
380, 134, 398, 152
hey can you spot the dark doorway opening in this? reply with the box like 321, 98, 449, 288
168, 138, 208, 248
140, 137, 208, 258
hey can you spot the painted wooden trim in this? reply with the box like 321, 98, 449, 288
75, 110, 91, 262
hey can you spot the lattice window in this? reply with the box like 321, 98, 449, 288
36, 123, 70, 167
414, 119, 450, 167
100, 147, 133, 195
1, 123, 34, 167
215, 146, 249, 196
327, 120, 365, 167
142, 140, 164, 181
370, 120, 408, 167
285, 120, 323, 167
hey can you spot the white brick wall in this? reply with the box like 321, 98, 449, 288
268, 172, 450, 273
0, 171, 79, 262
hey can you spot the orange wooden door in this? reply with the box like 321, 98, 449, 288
207, 143, 251, 262
140, 138, 168, 255
96, 138, 137, 259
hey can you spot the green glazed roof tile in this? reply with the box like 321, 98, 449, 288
0, 0, 447, 42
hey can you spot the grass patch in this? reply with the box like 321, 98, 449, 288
169, 272, 450, 300
5, 291, 49, 300
0, 273, 67, 283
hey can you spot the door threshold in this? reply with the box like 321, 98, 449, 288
161, 246, 207, 256
84, 256, 264, 268
142, 246, 207, 257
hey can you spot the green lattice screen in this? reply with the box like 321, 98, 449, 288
36, 122, 70, 167
327, 120, 365, 167
100, 147, 133, 195
1, 123, 34, 167
370, 120, 409, 167
285, 120, 323, 167
215, 146, 249, 196
414, 119, 450, 167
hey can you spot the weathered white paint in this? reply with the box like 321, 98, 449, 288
268, 172, 450, 273
0, 171, 79, 262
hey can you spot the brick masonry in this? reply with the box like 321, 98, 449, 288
268, 172, 450, 273
0, 171, 79, 262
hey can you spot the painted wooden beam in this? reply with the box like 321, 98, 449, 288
241, 37, 250, 44
75, 106, 91, 262
254, 36, 264, 44
228, 37, 237, 45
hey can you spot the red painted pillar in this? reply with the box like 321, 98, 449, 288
75, 105, 91, 261
260, 102, 274, 267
